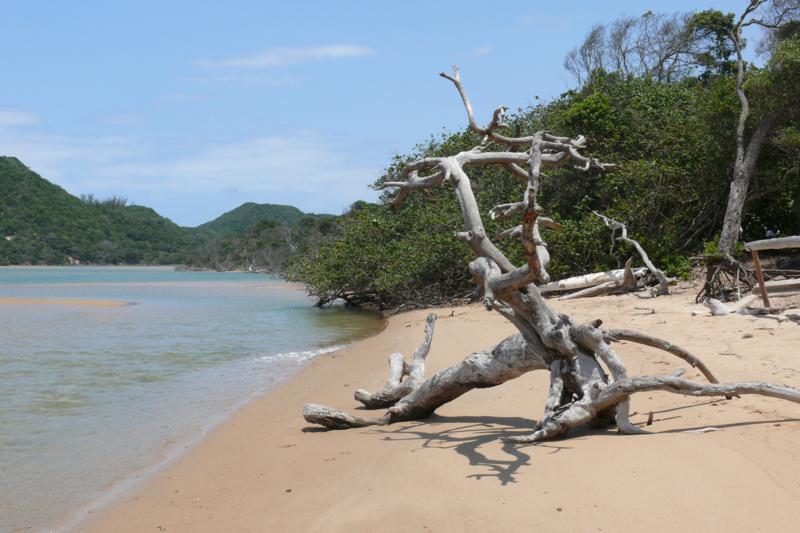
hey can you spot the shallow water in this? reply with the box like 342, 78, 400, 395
0, 267, 382, 532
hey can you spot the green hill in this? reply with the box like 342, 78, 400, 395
0, 157, 194, 265
0, 156, 335, 270
196, 202, 308, 237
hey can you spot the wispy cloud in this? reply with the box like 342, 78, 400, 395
0, 117, 377, 221
0, 108, 39, 128
197, 44, 375, 69
98, 133, 376, 198
471, 45, 493, 57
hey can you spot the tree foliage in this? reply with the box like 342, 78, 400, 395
290, 11, 800, 310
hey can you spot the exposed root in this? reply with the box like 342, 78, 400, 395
696, 257, 755, 303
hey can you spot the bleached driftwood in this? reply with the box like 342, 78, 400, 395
303, 67, 800, 443
593, 211, 672, 295
353, 314, 437, 408
558, 257, 639, 300
539, 266, 648, 294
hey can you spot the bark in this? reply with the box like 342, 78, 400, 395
717, 115, 777, 257
716, 1, 779, 258
304, 66, 800, 443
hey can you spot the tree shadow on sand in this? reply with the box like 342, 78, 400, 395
369, 414, 573, 486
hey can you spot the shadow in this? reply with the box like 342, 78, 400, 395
657, 417, 800, 433
370, 414, 564, 486
300, 426, 330, 433
634, 399, 720, 415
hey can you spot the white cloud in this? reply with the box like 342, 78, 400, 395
98, 133, 376, 197
0, 108, 39, 128
0, 118, 378, 221
471, 45, 493, 57
196, 44, 375, 69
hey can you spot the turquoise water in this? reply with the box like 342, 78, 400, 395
0, 267, 382, 532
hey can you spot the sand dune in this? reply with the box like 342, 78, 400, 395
78, 285, 800, 532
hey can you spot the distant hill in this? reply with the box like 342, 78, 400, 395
0, 156, 335, 271
196, 202, 308, 237
0, 157, 194, 265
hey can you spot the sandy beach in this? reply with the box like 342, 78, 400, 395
78, 285, 800, 533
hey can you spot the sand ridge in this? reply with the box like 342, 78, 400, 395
78, 285, 800, 532
0, 297, 131, 307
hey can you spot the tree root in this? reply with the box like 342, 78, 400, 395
696, 257, 755, 303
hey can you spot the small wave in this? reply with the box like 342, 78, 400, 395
260, 344, 344, 363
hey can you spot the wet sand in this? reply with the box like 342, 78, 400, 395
0, 297, 130, 307
78, 285, 800, 532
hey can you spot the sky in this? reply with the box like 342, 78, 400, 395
0, 0, 761, 226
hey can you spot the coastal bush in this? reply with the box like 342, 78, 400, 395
289, 70, 800, 309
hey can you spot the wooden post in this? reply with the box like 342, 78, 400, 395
751, 250, 771, 308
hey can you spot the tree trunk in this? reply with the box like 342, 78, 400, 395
717, 115, 777, 257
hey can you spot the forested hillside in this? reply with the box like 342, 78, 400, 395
185, 201, 336, 272
196, 202, 309, 237
288, 9, 800, 310
0, 156, 332, 270
0, 157, 195, 264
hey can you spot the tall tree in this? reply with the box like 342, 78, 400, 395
692, 0, 800, 258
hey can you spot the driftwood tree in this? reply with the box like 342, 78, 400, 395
303, 67, 800, 443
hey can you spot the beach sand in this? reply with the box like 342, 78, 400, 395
0, 297, 131, 307
78, 286, 800, 532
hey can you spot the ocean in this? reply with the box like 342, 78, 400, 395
0, 266, 382, 532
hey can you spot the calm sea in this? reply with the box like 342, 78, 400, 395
0, 267, 382, 532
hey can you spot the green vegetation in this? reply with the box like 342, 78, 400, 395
0, 156, 330, 270
196, 202, 308, 237
186, 214, 336, 273
0, 157, 195, 265
288, 11, 800, 311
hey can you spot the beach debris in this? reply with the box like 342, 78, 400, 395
592, 211, 673, 296
704, 298, 732, 316
685, 427, 722, 433
558, 258, 640, 301
301, 66, 800, 444
646, 411, 654, 426
539, 267, 646, 294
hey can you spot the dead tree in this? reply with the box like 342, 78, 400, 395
593, 211, 672, 296
303, 67, 800, 443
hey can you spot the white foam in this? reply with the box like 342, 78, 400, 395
260, 344, 344, 363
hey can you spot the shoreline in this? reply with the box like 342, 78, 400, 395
76, 288, 800, 532
52, 331, 386, 533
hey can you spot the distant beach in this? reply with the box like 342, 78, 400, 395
0, 296, 131, 307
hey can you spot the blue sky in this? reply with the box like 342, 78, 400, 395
1, 0, 758, 226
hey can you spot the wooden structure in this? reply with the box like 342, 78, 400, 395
744, 236, 800, 308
